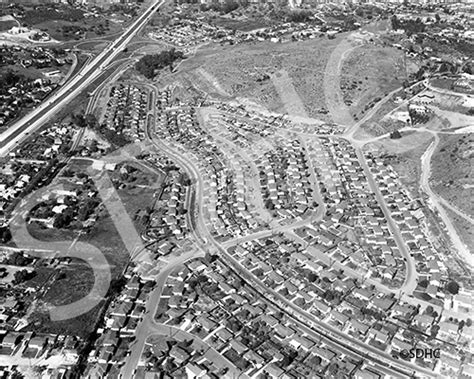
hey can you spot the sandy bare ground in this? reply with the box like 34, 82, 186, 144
271, 69, 308, 118
196, 67, 229, 97
323, 38, 359, 126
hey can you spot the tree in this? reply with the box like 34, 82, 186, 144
391, 15, 400, 30
84, 114, 98, 128
445, 280, 460, 295
0, 227, 11, 243
390, 130, 402, 139
13, 269, 35, 284
71, 113, 86, 128
135, 49, 184, 79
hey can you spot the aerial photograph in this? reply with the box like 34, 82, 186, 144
0, 0, 472, 377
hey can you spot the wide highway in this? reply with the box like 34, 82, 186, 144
0, 0, 165, 157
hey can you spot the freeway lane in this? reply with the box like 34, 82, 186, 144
0, 0, 165, 157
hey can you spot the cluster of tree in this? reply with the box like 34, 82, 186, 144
322, 289, 343, 304
424, 305, 439, 320
78, 198, 100, 222
226, 317, 243, 333
52, 197, 100, 229
109, 4, 138, 17
390, 130, 402, 139
445, 280, 460, 295
24, 7, 82, 25
135, 49, 184, 79
408, 107, 431, 125
224, 348, 249, 371
279, 349, 299, 368
72, 113, 129, 148
60, 24, 86, 39
53, 208, 75, 229
0, 71, 26, 87
2, 252, 34, 266
286, 10, 313, 23
0, 226, 11, 243
72, 113, 97, 129
200, 1, 240, 14
13, 269, 36, 285
100, 129, 130, 148
107, 276, 127, 297
360, 306, 385, 321
391, 15, 426, 36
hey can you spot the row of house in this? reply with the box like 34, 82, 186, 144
257, 139, 314, 218
102, 84, 149, 142
155, 94, 260, 239
153, 257, 371, 378
85, 273, 155, 377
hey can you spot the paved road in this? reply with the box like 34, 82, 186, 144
141, 120, 435, 378
120, 250, 205, 379
322, 32, 420, 295
0, 0, 165, 157
355, 147, 418, 294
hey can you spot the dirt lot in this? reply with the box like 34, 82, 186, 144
340, 44, 407, 121
431, 133, 473, 217
169, 36, 342, 118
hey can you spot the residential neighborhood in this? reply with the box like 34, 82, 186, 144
0, 0, 472, 378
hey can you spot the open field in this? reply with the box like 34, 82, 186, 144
25, 212, 128, 337
42, 259, 95, 307
12, 4, 124, 42
33, 17, 122, 41
23, 157, 130, 337
27, 301, 105, 339
340, 44, 407, 121
0, 20, 17, 31
171, 36, 342, 118
431, 133, 473, 218
110, 162, 164, 234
